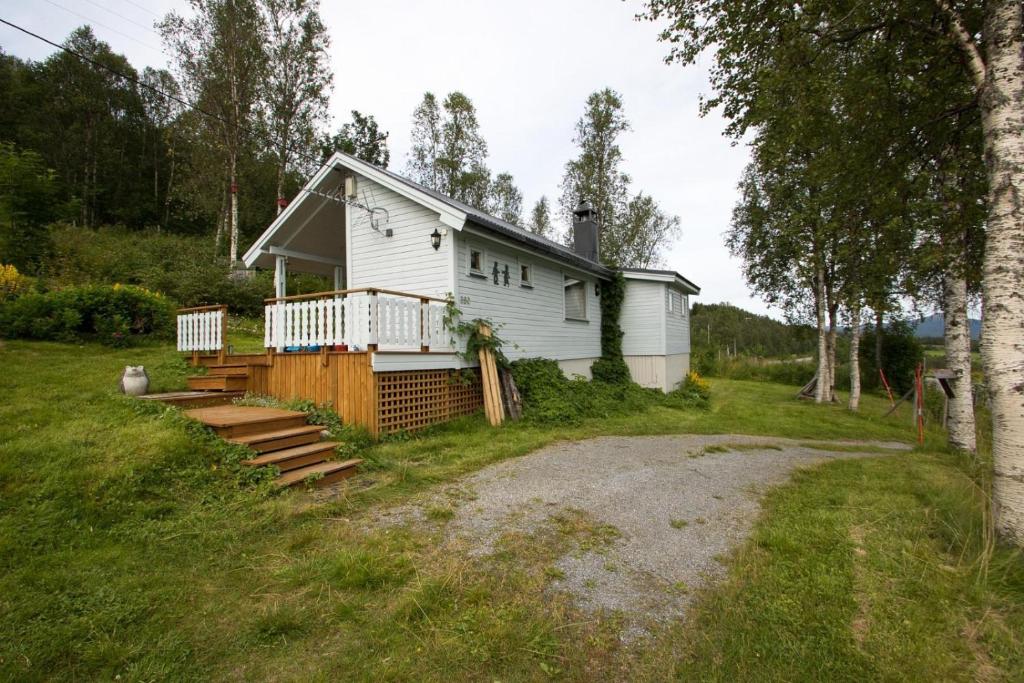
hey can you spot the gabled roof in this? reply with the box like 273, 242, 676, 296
243, 152, 613, 278
621, 268, 701, 295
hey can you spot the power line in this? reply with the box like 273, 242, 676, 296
39, 0, 166, 56
80, 0, 163, 39
0, 15, 330, 178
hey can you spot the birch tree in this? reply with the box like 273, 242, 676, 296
488, 172, 523, 225
406, 92, 442, 189
324, 110, 390, 167
262, 0, 331, 215
646, 0, 1024, 543
529, 196, 554, 238
159, 0, 267, 265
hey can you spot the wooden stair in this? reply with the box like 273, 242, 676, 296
137, 390, 244, 409
187, 374, 248, 392
183, 405, 361, 489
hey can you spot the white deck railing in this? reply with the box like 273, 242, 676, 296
263, 288, 451, 352
177, 305, 226, 352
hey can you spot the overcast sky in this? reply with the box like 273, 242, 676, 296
1, 0, 775, 314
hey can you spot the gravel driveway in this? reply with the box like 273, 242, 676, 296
380, 433, 909, 635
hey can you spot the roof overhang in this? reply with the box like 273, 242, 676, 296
621, 268, 701, 295
242, 152, 469, 270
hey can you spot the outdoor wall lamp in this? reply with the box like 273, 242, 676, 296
430, 228, 442, 250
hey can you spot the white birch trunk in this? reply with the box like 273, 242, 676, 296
826, 305, 838, 403
229, 153, 239, 268
849, 303, 862, 411
979, 0, 1024, 544
943, 274, 977, 453
814, 264, 828, 403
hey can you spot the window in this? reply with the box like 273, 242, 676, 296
667, 290, 684, 317
564, 275, 587, 321
469, 247, 484, 276
520, 263, 532, 287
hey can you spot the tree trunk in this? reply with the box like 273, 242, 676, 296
979, 0, 1024, 544
814, 264, 828, 403
826, 304, 838, 403
944, 273, 977, 453
849, 302, 862, 411
229, 152, 239, 268
276, 160, 286, 216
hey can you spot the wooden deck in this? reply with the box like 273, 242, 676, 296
186, 352, 484, 436
183, 404, 361, 488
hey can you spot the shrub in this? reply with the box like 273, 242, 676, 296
0, 284, 175, 346
41, 225, 331, 316
0, 263, 32, 302
590, 357, 631, 385
509, 357, 707, 425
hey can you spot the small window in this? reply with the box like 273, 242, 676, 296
667, 290, 684, 317
667, 289, 674, 313
564, 275, 587, 321
520, 263, 532, 287
469, 247, 484, 275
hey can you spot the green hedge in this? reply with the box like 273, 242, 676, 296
0, 284, 175, 346
509, 357, 708, 425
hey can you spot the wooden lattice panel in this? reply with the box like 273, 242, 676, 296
377, 370, 483, 434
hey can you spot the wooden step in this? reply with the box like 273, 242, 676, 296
229, 424, 325, 453
207, 364, 249, 377
274, 459, 362, 489
184, 405, 309, 438
137, 390, 244, 408
187, 375, 248, 392
242, 441, 339, 472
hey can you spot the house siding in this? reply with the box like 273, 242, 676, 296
666, 291, 690, 355
347, 175, 452, 299
621, 280, 666, 355
454, 229, 602, 364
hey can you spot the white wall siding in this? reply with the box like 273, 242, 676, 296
454, 230, 602, 362
347, 175, 452, 299
621, 280, 665, 355
665, 352, 690, 391
665, 291, 691, 355
624, 355, 667, 391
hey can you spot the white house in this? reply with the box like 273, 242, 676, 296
240, 152, 699, 387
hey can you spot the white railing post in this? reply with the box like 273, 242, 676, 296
368, 291, 379, 349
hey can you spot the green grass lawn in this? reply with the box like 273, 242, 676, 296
1, 340, 1021, 681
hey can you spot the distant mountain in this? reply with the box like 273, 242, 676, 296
913, 313, 981, 340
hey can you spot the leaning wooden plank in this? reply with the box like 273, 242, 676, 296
478, 324, 504, 426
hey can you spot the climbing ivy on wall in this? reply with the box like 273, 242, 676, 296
591, 272, 630, 384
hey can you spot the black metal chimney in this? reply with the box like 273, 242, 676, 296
572, 199, 600, 263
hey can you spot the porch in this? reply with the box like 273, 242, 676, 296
174, 288, 482, 436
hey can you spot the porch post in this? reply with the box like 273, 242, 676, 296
274, 255, 287, 299
333, 265, 344, 291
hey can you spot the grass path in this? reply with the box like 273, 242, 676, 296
0, 340, 1021, 680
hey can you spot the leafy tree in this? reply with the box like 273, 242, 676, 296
323, 110, 390, 167
0, 144, 59, 273
644, 0, 1024, 546
406, 91, 493, 210
159, 0, 269, 265
528, 196, 553, 238
262, 0, 332, 215
405, 92, 442, 189
621, 193, 680, 268
438, 92, 490, 206
559, 89, 679, 267
488, 172, 523, 224
559, 89, 631, 262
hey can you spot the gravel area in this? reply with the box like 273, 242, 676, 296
377, 433, 909, 635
